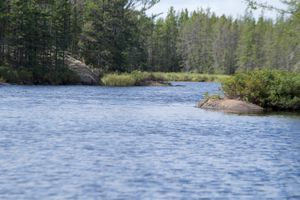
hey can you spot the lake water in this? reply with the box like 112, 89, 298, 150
0, 82, 300, 199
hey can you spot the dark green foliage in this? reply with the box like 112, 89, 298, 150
0, 0, 75, 83
0, 66, 79, 85
222, 69, 300, 110
0, 66, 20, 83
0, 0, 299, 84
1, 0, 161, 84
79, 0, 158, 72
43, 67, 80, 85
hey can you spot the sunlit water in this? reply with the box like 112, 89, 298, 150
0, 82, 299, 200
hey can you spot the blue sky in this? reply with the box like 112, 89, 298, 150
147, 0, 286, 19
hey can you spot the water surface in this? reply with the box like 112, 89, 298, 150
0, 83, 299, 199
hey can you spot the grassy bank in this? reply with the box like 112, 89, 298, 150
101, 71, 167, 86
101, 71, 229, 86
152, 72, 229, 82
222, 69, 300, 111
0, 66, 80, 85
1, 66, 228, 86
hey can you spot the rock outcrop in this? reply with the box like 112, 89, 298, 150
65, 56, 100, 85
198, 98, 264, 114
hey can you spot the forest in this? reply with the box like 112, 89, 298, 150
0, 0, 299, 84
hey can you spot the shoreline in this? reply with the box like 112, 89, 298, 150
198, 96, 300, 114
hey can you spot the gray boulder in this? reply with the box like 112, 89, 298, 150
65, 56, 100, 85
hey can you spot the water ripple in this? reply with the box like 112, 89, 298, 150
0, 83, 299, 199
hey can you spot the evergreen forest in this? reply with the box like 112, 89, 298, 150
0, 0, 299, 83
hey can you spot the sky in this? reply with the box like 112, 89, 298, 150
147, 0, 287, 19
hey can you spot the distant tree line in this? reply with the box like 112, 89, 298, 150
149, 1, 299, 73
0, 0, 299, 75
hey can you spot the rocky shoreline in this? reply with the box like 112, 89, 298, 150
198, 97, 264, 114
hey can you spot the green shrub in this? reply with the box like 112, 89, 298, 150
0, 66, 20, 83
18, 68, 33, 84
44, 70, 66, 85
204, 92, 222, 100
43, 68, 80, 85
222, 69, 300, 110
0, 66, 80, 85
60, 70, 80, 85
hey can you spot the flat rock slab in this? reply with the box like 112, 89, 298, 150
198, 98, 264, 114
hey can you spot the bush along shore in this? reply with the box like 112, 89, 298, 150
199, 69, 300, 113
0, 66, 80, 85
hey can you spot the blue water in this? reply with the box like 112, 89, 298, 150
0, 82, 300, 200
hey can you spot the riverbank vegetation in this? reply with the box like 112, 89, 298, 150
0, 0, 299, 85
101, 71, 163, 87
0, 77, 5, 83
222, 69, 300, 111
101, 72, 229, 86
0, 66, 79, 85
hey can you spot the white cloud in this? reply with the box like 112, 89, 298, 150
147, 0, 287, 19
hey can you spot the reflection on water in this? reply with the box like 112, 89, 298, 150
0, 83, 299, 199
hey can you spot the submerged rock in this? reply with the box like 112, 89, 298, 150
198, 98, 264, 114
65, 56, 100, 85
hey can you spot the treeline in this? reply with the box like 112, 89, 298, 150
0, 0, 73, 69
0, 0, 159, 74
149, 5, 300, 73
0, 0, 299, 77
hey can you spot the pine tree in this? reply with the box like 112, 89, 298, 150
236, 13, 257, 71
163, 7, 180, 71
70, 0, 84, 57
52, 0, 72, 68
0, 0, 9, 65
1, 0, 299, 83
